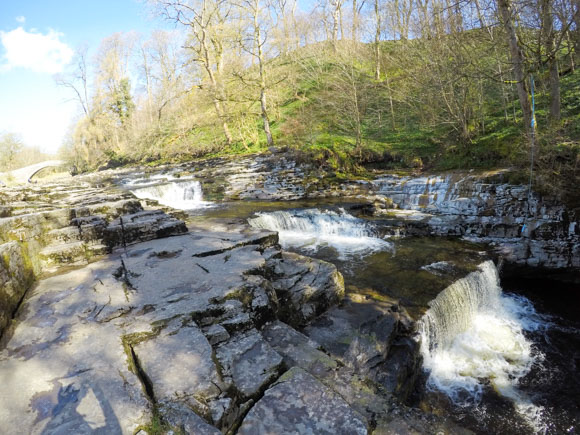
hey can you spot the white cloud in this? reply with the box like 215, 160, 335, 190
0, 27, 73, 74
15, 16, 26, 24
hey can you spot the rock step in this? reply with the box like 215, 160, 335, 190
39, 241, 108, 268
71, 198, 143, 219
46, 226, 83, 244
47, 219, 107, 245
105, 210, 187, 247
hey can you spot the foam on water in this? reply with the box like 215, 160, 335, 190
248, 208, 392, 259
131, 180, 212, 210
418, 261, 549, 432
121, 172, 186, 187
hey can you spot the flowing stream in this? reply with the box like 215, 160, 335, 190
417, 261, 548, 432
131, 180, 212, 210
248, 208, 393, 259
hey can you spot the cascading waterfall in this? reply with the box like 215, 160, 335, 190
131, 180, 211, 210
248, 208, 392, 258
417, 260, 548, 432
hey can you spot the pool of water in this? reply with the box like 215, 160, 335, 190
189, 200, 489, 317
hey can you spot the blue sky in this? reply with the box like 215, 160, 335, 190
0, 0, 169, 154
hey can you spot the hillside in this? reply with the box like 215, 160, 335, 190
55, 1, 579, 203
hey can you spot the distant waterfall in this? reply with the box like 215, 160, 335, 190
248, 208, 392, 258
417, 260, 547, 431
132, 180, 211, 210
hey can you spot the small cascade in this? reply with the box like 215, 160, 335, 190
417, 260, 548, 432
121, 172, 181, 187
248, 208, 392, 258
131, 180, 211, 210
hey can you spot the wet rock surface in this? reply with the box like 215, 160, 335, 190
1, 155, 577, 434
372, 172, 580, 269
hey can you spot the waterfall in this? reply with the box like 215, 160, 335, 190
248, 208, 392, 258
418, 260, 548, 431
131, 180, 211, 210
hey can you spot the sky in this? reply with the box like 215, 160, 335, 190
0, 0, 169, 154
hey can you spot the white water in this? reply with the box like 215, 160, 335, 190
248, 208, 392, 259
418, 261, 548, 432
122, 172, 185, 187
131, 180, 212, 210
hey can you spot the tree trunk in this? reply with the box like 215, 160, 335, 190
254, 5, 274, 147
574, 0, 580, 58
352, 0, 358, 41
497, 0, 532, 132
540, 0, 560, 121
386, 73, 396, 129
332, 0, 340, 49
566, 31, 575, 72
374, 0, 381, 80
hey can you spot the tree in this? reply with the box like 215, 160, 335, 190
0, 133, 24, 170
55, 46, 91, 117
498, 0, 533, 133
155, 0, 235, 145
238, 0, 276, 146
145, 31, 188, 123
540, 0, 561, 121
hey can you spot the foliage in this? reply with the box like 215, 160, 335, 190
56, 0, 579, 201
0, 133, 53, 171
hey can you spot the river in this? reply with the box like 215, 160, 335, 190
124, 174, 580, 434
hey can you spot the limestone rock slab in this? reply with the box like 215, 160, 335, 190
216, 329, 284, 399
133, 324, 222, 414
268, 252, 344, 326
238, 367, 368, 435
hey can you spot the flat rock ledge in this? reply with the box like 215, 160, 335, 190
0, 181, 186, 338
0, 217, 467, 434
0, 222, 359, 434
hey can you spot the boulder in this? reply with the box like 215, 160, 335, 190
267, 252, 345, 326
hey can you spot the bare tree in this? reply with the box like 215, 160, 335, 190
55, 46, 91, 117
498, 0, 533, 132
155, 0, 235, 144
238, 0, 275, 146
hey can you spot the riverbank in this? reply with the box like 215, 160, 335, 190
0, 154, 578, 433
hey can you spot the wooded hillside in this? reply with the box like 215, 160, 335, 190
58, 0, 579, 196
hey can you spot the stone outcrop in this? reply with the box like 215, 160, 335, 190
267, 251, 345, 327
238, 367, 368, 435
0, 222, 355, 434
126, 155, 579, 270
0, 242, 34, 335
372, 172, 579, 269
304, 293, 420, 402
0, 179, 187, 339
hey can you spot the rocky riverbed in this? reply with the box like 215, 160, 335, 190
117, 154, 579, 270
0, 153, 578, 434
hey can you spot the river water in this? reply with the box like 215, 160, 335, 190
123, 176, 579, 434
